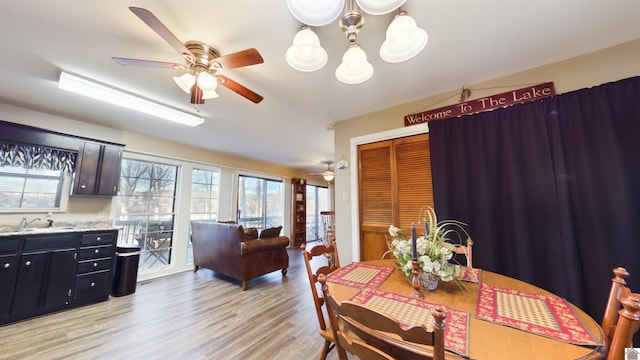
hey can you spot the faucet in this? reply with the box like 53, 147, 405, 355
19, 217, 41, 228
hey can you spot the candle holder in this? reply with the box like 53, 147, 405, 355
410, 260, 424, 299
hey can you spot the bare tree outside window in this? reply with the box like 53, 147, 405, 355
115, 158, 178, 270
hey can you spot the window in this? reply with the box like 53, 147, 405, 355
115, 157, 178, 270
306, 184, 330, 241
0, 143, 75, 212
0, 167, 71, 211
188, 167, 220, 262
237, 175, 284, 231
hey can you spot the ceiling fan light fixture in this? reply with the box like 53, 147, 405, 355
286, 0, 346, 27
286, 27, 328, 72
335, 44, 374, 84
323, 172, 335, 182
173, 73, 195, 94
58, 71, 204, 127
202, 89, 220, 99
196, 71, 218, 91
380, 12, 428, 63
355, 0, 407, 15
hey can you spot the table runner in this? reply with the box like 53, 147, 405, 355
326, 262, 394, 289
475, 283, 602, 346
349, 287, 470, 357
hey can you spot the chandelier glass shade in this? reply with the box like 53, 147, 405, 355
323, 172, 335, 182
285, 27, 328, 72
286, 0, 427, 84
335, 44, 374, 84
380, 12, 428, 63
355, 0, 407, 15
286, 0, 346, 26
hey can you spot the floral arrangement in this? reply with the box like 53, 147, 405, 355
385, 206, 469, 282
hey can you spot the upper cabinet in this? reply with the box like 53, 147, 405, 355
73, 142, 123, 196
0, 120, 125, 197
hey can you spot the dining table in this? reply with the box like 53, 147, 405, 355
325, 259, 606, 360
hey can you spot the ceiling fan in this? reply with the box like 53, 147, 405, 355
311, 161, 335, 182
112, 7, 264, 108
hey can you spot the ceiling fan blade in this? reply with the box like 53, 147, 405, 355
215, 48, 264, 69
218, 75, 263, 104
112, 57, 184, 69
129, 7, 192, 60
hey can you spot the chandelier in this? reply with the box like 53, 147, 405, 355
285, 0, 427, 84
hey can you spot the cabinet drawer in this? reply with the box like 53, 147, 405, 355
0, 238, 20, 254
74, 271, 111, 300
77, 258, 112, 274
24, 235, 77, 250
80, 233, 114, 246
78, 245, 113, 260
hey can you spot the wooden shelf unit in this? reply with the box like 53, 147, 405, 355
291, 178, 306, 248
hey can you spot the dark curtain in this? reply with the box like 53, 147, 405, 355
429, 77, 640, 330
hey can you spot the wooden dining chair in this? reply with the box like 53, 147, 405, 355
319, 274, 447, 360
454, 237, 473, 268
602, 267, 631, 341
607, 292, 640, 360
301, 239, 341, 360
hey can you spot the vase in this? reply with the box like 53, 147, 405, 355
420, 272, 439, 290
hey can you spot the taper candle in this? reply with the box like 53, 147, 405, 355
411, 223, 417, 261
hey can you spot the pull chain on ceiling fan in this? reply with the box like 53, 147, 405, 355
112, 7, 264, 110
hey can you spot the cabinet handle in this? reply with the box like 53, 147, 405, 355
81, 184, 86, 189
94, 249, 100, 254
93, 262, 98, 267
3, 263, 9, 269
90, 282, 96, 287
25, 260, 32, 266
96, 237, 101, 241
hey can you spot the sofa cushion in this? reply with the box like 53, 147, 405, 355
260, 226, 282, 238
244, 227, 259, 239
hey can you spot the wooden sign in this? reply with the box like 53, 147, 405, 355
404, 82, 556, 126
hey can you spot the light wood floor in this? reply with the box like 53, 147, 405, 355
0, 246, 341, 360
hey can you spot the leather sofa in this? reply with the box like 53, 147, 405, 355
191, 221, 290, 290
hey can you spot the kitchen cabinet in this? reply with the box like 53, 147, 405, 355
74, 232, 116, 302
0, 238, 20, 321
10, 234, 76, 318
73, 142, 123, 196
0, 229, 118, 326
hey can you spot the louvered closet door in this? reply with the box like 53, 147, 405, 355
394, 134, 434, 228
359, 140, 393, 261
358, 133, 433, 261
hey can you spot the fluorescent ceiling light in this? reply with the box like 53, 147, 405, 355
58, 71, 204, 127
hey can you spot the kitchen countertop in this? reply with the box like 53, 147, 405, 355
0, 221, 120, 237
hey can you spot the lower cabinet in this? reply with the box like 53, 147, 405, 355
0, 230, 118, 325
0, 253, 19, 321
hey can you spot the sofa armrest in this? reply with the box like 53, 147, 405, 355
242, 236, 289, 254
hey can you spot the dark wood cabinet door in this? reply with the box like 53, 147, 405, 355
0, 254, 19, 319
74, 142, 101, 195
97, 145, 122, 195
11, 252, 49, 315
43, 249, 76, 308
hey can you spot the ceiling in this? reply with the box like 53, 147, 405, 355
0, 1, 638, 174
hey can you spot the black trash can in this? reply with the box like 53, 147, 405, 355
111, 244, 141, 297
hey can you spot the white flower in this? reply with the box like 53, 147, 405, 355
388, 225, 400, 238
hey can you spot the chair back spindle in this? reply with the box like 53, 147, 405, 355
602, 267, 630, 341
